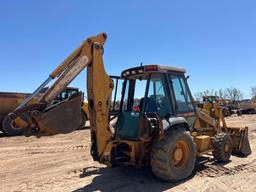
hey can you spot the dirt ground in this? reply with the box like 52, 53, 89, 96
1, 115, 256, 192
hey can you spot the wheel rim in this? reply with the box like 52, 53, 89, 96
224, 143, 230, 152
172, 140, 189, 167
10, 120, 22, 130
10, 115, 29, 131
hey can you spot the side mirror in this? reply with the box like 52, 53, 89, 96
186, 75, 190, 80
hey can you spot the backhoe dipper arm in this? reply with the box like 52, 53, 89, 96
10, 33, 114, 158
87, 40, 114, 161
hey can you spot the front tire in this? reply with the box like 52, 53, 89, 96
151, 128, 196, 182
212, 133, 232, 162
79, 110, 88, 129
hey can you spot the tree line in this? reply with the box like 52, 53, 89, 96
194, 87, 256, 102
251, 87, 256, 102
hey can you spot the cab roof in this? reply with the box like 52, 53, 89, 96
121, 65, 186, 78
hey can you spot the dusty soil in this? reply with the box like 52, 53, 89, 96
1, 115, 256, 192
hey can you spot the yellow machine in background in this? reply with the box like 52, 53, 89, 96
0, 92, 31, 135
83, 100, 89, 120
7, 33, 251, 182
195, 97, 251, 157
1, 87, 86, 135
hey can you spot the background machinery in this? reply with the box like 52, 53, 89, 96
237, 100, 256, 115
0, 87, 87, 136
198, 96, 234, 117
7, 33, 251, 181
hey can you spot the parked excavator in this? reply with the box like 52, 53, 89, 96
6, 33, 251, 181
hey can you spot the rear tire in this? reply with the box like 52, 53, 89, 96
2, 115, 28, 136
151, 128, 196, 182
212, 133, 232, 162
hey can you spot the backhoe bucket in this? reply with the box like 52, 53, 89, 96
37, 95, 82, 135
228, 126, 252, 156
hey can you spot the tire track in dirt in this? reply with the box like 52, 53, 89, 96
0, 152, 92, 192
27, 145, 88, 154
197, 159, 256, 178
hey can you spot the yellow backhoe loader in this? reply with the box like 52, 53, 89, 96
7, 33, 251, 181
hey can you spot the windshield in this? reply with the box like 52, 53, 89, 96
121, 78, 147, 112
145, 75, 173, 117
120, 74, 172, 118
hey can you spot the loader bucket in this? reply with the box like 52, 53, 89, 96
37, 95, 82, 135
228, 126, 252, 156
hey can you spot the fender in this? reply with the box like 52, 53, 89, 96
162, 117, 190, 132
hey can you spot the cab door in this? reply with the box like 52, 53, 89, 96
168, 74, 197, 128
109, 75, 124, 118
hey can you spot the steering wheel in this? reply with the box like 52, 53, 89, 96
156, 96, 165, 109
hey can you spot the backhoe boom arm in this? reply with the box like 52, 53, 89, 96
9, 33, 113, 159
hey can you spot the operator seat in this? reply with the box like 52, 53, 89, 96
139, 97, 157, 112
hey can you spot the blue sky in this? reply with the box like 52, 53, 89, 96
0, 0, 255, 98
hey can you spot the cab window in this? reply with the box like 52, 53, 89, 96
146, 75, 172, 117
121, 79, 147, 112
169, 75, 194, 113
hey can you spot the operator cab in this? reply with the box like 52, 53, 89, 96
115, 65, 196, 140
52, 87, 81, 104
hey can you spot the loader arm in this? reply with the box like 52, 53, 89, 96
9, 33, 113, 158
195, 101, 251, 156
